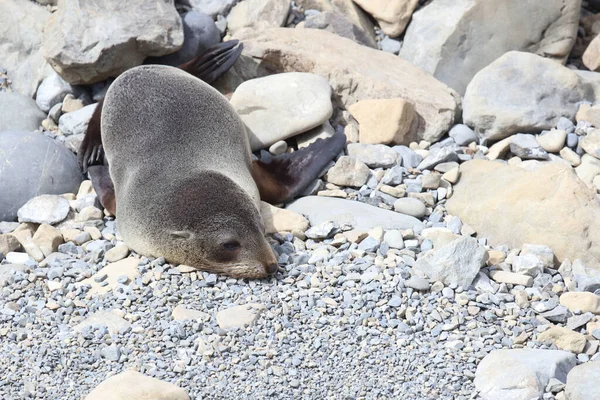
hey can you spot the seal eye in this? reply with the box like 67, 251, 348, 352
221, 241, 240, 252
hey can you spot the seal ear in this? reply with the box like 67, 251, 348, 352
250, 131, 346, 204
87, 165, 116, 216
179, 40, 243, 84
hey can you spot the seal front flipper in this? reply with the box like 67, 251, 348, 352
251, 131, 346, 204
78, 99, 104, 173
179, 40, 243, 84
87, 165, 116, 216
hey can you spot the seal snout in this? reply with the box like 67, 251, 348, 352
265, 262, 279, 275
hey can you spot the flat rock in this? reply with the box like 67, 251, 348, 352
349, 98, 416, 145
74, 310, 132, 335
295, 122, 335, 149
399, 0, 580, 95
35, 71, 82, 113
17, 195, 70, 225
146, 11, 220, 67
393, 145, 422, 168
84, 370, 189, 400
58, 104, 98, 136
446, 160, 600, 270
474, 349, 576, 400
228, 0, 290, 36
510, 133, 549, 160
230, 72, 332, 150
489, 270, 533, 287
104, 244, 130, 263
325, 156, 371, 187
463, 51, 589, 142
560, 292, 600, 314
226, 28, 460, 143
77, 258, 141, 295
353, 0, 418, 37
417, 146, 459, 170
216, 303, 265, 330
346, 143, 399, 168
413, 236, 487, 289
583, 34, 600, 72
564, 361, 600, 400
538, 326, 587, 353
260, 202, 309, 234
31, 224, 64, 257
172, 305, 209, 322
286, 196, 424, 233
0, 93, 46, 132
393, 198, 426, 218
42, 0, 183, 84
0, 0, 53, 97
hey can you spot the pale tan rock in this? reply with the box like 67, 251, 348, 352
421, 173, 441, 189
353, 0, 419, 37
487, 250, 506, 265
74, 310, 131, 335
42, 118, 58, 131
260, 202, 309, 234
581, 129, 600, 159
295, 122, 336, 149
379, 184, 406, 198
105, 244, 130, 262
486, 137, 512, 160
77, 206, 103, 221
229, 28, 460, 143
421, 227, 459, 249
61, 94, 84, 113
22, 240, 44, 262
317, 189, 347, 198
83, 226, 102, 240
0, 234, 21, 255
228, 0, 290, 36
583, 34, 600, 72
560, 292, 600, 314
85, 370, 189, 400
538, 326, 587, 353
216, 303, 265, 329
60, 228, 82, 242
537, 129, 567, 153
560, 147, 581, 167
77, 180, 94, 199
31, 224, 63, 257
575, 154, 600, 188
325, 156, 371, 187
349, 98, 416, 145
172, 305, 209, 322
442, 167, 460, 184
77, 258, 141, 295
446, 159, 600, 269
489, 270, 533, 287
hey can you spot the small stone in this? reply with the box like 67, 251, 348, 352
58, 103, 97, 136
61, 94, 84, 113
269, 140, 287, 155
417, 146, 459, 170
405, 276, 429, 291
393, 198, 426, 218
74, 310, 132, 335
325, 156, 371, 187
537, 130, 567, 153
581, 128, 600, 159
381, 165, 404, 186
442, 167, 460, 184
421, 174, 440, 189
489, 270, 533, 287
449, 124, 477, 146
393, 145, 422, 168
17, 195, 70, 225
305, 221, 338, 240
216, 303, 265, 330
31, 224, 63, 257
346, 143, 400, 168
383, 230, 404, 249
6, 252, 31, 264
560, 147, 582, 166
349, 98, 416, 145
521, 244, 555, 269
512, 254, 544, 277
105, 244, 130, 263
172, 305, 209, 321
538, 326, 587, 353
560, 292, 600, 314
510, 133, 549, 160
0, 234, 21, 255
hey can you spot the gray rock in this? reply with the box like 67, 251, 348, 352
0, 263, 30, 286
512, 254, 544, 277
392, 145, 422, 168
566, 312, 594, 331
286, 196, 424, 232
100, 344, 121, 361
305, 221, 338, 240
177, 0, 237, 18
449, 124, 477, 146
325, 156, 371, 187
227, 0, 290, 35
393, 198, 426, 218
399, 0, 580, 95
383, 230, 404, 249
521, 244, 555, 269
41, 0, 184, 84
0, 222, 19, 234
381, 165, 404, 186
379, 36, 401, 54
304, 11, 376, 48
464, 51, 589, 142
564, 361, 600, 400
413, 236, 488, 289
571, 259, 600, 292
475, 349, 576, 400
346, 143, 399, 168
58, 104, 97, 136
0, 131, 82, 221
0, 92, 45, 132
510, 133, 549, 160
17, 195, 70, 225
35, 71, 80, 113
146, 11, 220, 67
417, 146, 459, 170
405, 276, 429, 291
1, 0, 53, 97
357, 236, 380, 252
557, 117, 575, 133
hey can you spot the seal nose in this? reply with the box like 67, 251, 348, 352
265, 263, 279, 275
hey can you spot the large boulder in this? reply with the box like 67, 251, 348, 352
223, 28, 461, 143
41, 0, 184, 85
0, 93, 46, 132
565, 361, 600, 400
446, 159, 600, 270
463, 51, 590, 142
85, 370, 189, 400
0, 131, 82, 221
474, 349, 576, 400
0, 0, 53, 97
399, 0, 581, 95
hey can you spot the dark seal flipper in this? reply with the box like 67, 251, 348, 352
251, 131, 346, 204
88, 165, 116, 216
179, 40, 243, 84
78, 99, 104, 173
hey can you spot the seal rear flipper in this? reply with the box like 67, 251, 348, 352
78, 99, 104, 174
251, 131, 346, 204
87, 165, 116, 216
179, 40, 243, 84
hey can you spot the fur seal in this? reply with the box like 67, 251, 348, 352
80, 58, 345, 279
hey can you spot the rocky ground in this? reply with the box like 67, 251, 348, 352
2, 0, 600, 399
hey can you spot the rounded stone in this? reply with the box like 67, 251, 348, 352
0, 92, 46, 132
17, 195, 70, 225
393, 198, 426, 218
